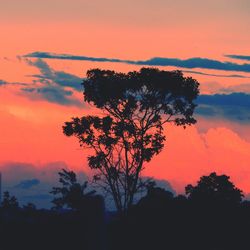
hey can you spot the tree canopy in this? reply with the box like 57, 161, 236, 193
50, 169, 96, 210
63, 68, 199, 212
185, 172, 244, 204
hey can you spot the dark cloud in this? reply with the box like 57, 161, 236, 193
24, 51, 131, 64
0, 58, 82, 106
21, 86, 81, 106
26, 58, 83, 91
0, 79, 28, 87
25, 51, 250, 73
136, 57, 250, 73
27, 58, 53, 77
22, 194, 52, 201
15, 58, 83, 106
225, 55, 250, 61
198, 93, 250, 108
14, 179, 40, 189
50, 71, 83, 90
0, 80, 7, 85
183, 70, 249, 79
196, 93, 250, 122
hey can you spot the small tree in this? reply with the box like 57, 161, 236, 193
1, 191, 19, 209
185, 172, 244, 204
63, 68, 199, 213
51, 169, 96, 210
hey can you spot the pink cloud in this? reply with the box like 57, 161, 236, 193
144, 124, 250, 194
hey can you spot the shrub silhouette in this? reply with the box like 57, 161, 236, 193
185, 172, 244, 205
50, 169, 97, 210
1, 191, 19, 210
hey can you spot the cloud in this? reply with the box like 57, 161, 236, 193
0, 80, 8, 85
22, 194, 52, 201
21, 85, 81, 106
136, 58, 250, 73
24, 52, 130, 64
218, 84, 250, 94
182, 70, 249, 79
10, 58, 83, 106
0, 58, 83, 106
26, 58, 83, 90
225, 55, 250, 61
200, 82, 250, 95
198, 93, 250, 108
25, 52, 250, 73
14, 179, 40, 189
0, 161, 178, 209
196, 93, 250, 122
144, 123, 250, 194
0, 161, 88, 208
0, 79, 28, 87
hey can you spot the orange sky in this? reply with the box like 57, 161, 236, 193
1, 0, 250, 196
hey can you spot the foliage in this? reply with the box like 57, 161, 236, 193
1, 191, 19, 209
50, 169, 96, 210
63, 67, 199, 212
185, 172, 244, 204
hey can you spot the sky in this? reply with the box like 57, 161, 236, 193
1, 0, 250, 207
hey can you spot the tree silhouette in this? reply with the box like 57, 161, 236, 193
185, 172, 244, 204
50, 169, 96, 210
63, 68, 199, 212
1, 191, 19, 209
137, 183, 174, 210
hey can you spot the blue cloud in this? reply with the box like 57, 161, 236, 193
0, 161, 88, 209
197, 93, 250, 107
0, 80, 7, 85
225, 55, 250, 61
16, 58, 83, 106
26, 58, 83, 90
22, 86, 81, 106
14, 179, 40, 189
182, 70, 249, 79
196, 93, 250, 122
24, 51, 131, 64
23, 194, 52, 200
0, 58, 82, 106
24, 51, 250, 74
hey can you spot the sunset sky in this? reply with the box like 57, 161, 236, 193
1, 0, 250, 207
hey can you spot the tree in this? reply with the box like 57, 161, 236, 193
137, 183, 174, 209
63, 68, 199, 213
185, 172, 244, 204
50, 169, 96, 210
1, 191, 19, 209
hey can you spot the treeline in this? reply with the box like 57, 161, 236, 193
0, 171, 250, 250
0, 170, 104, 250
111, 172, 249, 250
0, 193, 104, 250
